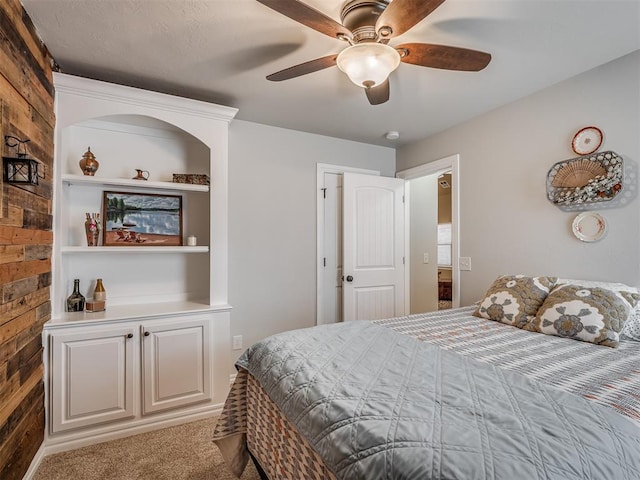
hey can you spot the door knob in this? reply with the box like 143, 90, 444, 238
126, 333, 133, 339
346, 275, 353, 282
144, 331, 150, 336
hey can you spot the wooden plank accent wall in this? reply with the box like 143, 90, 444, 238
0, 1, 55, 478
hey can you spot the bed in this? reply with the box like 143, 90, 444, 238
213, 277, 640, 479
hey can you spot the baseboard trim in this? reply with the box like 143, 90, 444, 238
43, 404, 224, 456
22, 442, 46, 480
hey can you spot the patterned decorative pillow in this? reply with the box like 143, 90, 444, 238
473, 275, 558, 327
557, 278, 640, 297
557, 278, 640, 342
528, 284, 640, 347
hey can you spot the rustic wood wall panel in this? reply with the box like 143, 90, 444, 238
0, 1, 55, 478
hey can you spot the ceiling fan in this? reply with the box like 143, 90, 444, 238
256, 0, 491, 105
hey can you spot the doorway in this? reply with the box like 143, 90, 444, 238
396, 154, 460, 312
402, 171, 453, 314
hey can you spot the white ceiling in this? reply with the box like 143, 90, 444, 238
21, 0, 640, 147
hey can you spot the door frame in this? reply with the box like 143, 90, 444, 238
396, 154, 461, 311
316, 163, 380, 325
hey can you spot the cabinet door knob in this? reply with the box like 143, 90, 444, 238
127, 333, 133, 339
144, 331, 150, 336
346, 275, 354, 282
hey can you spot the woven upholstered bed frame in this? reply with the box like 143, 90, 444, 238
246, 372, 336, 480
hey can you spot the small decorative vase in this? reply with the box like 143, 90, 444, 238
66, 279, 86, 312
85, 219, 100, 246
79, 147, 99, 176
93, 278, 107, 302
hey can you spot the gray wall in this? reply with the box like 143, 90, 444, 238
397, 50, 640, 306
228, 120, 395, 367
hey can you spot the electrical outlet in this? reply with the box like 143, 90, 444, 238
232, 335, 243, 350
423, 253, 429, 264
459, 257, 472, 271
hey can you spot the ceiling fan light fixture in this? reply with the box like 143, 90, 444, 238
336, 43, 400, 88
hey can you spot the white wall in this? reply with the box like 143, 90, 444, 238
409, 175, 439, 314
228, 120, 395, 367
397, 50, 640, 306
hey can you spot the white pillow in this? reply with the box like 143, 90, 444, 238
622, 311, 640, 341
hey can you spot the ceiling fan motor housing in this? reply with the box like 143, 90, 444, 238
341, 0, 390, 43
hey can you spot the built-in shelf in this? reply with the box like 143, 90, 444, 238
61, 246, 209, 254
62, 173, 209, 192
46, 73, 236, 446
47, 300, 232, 327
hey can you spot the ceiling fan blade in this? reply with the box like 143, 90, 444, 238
266, 54, 338, 81
256, 0, 351, 40
365, 79, 390, 105
397, 43, 491, 71
376, 0, 446, 38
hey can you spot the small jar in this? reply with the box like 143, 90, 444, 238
93, 278, 106, 302
187, 235, 197, 246
79, 147, 99, 176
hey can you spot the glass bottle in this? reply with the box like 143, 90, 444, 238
93, 278, 106, 302
66, 279, 85, 312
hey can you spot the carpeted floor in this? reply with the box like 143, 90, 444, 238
33, 417, 260, 480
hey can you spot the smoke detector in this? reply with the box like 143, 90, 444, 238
385, 131, 400, 140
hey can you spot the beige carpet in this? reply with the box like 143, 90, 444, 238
33, 417, 260, 480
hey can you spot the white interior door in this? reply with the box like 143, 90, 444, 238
343, 173, 405, 321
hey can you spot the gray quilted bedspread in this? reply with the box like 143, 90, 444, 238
238, 321, 640, 480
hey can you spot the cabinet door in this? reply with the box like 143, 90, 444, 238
50, 326, 135, 433
142, 317, 211, 414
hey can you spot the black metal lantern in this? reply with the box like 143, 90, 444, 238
3, 136, 43, 185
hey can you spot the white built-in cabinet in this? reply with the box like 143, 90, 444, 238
141, 316, 211, 415
44, 73, 237, 452
49, 313, 211, 433
50, 323, 135, 433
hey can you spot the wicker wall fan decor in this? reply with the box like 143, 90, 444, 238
546, 151, 623, 211
551, 159, 606, 188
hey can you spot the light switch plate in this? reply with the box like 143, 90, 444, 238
459, 257, 472, 271
423, 253, 429, 264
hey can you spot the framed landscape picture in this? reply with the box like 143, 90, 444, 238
102, 191, 183, 246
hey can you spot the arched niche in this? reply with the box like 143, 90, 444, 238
59, 114, 210, 183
